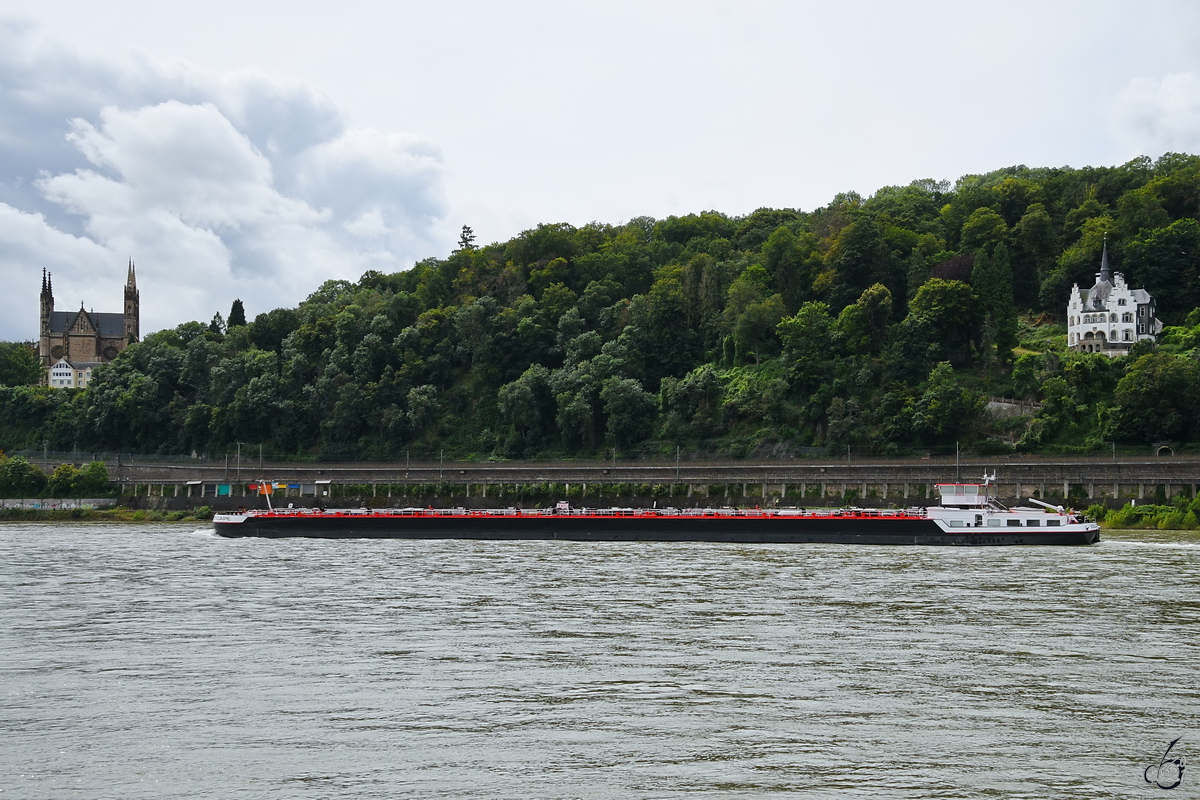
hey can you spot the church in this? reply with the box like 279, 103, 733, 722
1066, 242, 1160, 356
39, 262, 140, 387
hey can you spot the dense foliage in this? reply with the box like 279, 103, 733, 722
0, 455, 111, 497
0, 342, 41, 387
6, 154, 1200, 459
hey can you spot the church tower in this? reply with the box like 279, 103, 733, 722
40, 269, 53, 331
124, 260, 140, 343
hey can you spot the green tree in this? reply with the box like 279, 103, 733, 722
1122, 218, 1200, 324
46, 463, 81, 497
907, 279, 977, 361
1110, 353, 1200, 443
0, 342, 43, 387
228, 299, 247, 328
77, 461, 112, 495
600, 376, 656, 448
778, 301, 836, 398
971, 244, 1018, 361
734, 295, 786, 365
959, 207, 1009, 253
834, 283, 893, 355
907, 362, 984, 445
1010, 202, 1058, 308
762, 226, 818, 312
0, 455, 47, 497
457, 224, 477, 251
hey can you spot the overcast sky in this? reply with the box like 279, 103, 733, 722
2, 0, 1200, 340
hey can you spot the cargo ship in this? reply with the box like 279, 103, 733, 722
212, 478, 1100, 545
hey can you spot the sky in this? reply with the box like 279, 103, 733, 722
2, 0, 1200, 340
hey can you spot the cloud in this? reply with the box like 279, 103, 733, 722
0, 18, 449, 340
1113, 72, 1200, 156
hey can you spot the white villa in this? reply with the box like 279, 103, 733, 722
47, 358, 100, 389
1066, 242, 1161, 356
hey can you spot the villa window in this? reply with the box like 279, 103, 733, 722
1124, 330, 1132, 341
1118, 298, 1126, 306
1139, 323, 1146, 334
1110, 314, 1117, 322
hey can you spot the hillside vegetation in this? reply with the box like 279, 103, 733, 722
5, 154, 1200, 460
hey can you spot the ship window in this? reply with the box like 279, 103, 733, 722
1027, 519, 1040, 527
1046, 519, 1060, 527
987, 518, 1001, 527
1006, 519, 1022, 527
949, 520, 964, 527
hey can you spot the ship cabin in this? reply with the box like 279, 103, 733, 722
935, 483, 993, 508
931, 482, 1080, 530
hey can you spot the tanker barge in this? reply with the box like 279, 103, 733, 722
212, 480, 1100, 545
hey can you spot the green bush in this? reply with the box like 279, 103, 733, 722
1086, 503, 1108, 522
46, 463, 81, 497
1158, 511, 1185, 530
193, 505, 214, 520
1106, 505, 1133, 528
0, 455, 47, 497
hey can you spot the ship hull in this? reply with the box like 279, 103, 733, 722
213, 514, 1100, 546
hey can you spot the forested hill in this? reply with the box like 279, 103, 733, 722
6, 154, 1200, 459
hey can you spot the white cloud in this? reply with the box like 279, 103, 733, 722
0, 18, 449, 340
1113, 73, 1200, 156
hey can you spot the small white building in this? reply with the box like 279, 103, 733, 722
1066, 242, 1161, 356
47, 358, 100, 389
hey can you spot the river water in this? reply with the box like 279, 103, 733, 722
2, 524, 1196, 799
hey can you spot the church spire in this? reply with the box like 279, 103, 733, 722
1099, 236, 1112, 284
127, 259, 137, 289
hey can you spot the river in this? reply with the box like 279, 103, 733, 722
2, 524, 1196, 798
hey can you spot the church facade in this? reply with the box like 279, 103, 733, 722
38, 262, 140, 371
1066, 243, 1160, 356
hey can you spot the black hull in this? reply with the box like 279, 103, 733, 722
213, 515, 1100, 546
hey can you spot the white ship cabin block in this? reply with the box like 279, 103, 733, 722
1066, 241, 1161, 356
936, 483, 986, 506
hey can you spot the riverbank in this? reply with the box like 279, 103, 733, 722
1097, 528, 1200, 544
0, 506, 213, 523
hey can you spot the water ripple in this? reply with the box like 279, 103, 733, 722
1, 524, 1196, 798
